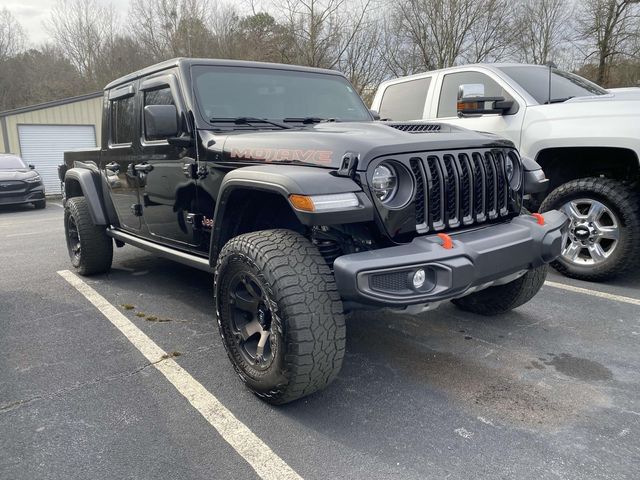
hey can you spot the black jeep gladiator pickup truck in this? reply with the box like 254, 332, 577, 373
61, 58, 567, 404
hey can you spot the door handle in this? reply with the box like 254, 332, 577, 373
105, 162, 120, 172
134, 163, 154, 173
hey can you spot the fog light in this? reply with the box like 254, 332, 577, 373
412, 269, 426, 289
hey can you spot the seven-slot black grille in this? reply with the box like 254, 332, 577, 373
408, 149, 513, 233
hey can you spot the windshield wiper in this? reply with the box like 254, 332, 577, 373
282, 117, 330, 124
544, 96, 574, 104
208, 117, 292, 129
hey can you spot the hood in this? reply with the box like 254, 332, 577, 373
606, 88, 640, 99
0, 169, 39, 181
202, 121, 514, 171
525, 94, 640, 128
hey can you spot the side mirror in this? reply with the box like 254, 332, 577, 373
29, 164, 35, 170
144, 105, 179, 140
457, 83, 513, 116
369, 109, 381, 120
458, 83, 485, 99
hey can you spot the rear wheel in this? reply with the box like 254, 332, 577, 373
214, 229, 346, 405
64, 197, 113, 275
452, 266, 547, 315
540, 178, 640, 281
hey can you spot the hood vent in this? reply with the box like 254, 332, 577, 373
386, 123, 442, 133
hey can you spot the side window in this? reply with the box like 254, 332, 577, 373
110, 95, 135, 145
378, 77, 430, 121
437, 72, 513, 118
143, 86, 177, 141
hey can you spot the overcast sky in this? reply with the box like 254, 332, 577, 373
4, 0, 132, 45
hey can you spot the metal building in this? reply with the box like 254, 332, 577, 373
0, 92, 102, 194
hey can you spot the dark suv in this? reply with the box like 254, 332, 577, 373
0, 154, 46, 209
61, 58, 567, 404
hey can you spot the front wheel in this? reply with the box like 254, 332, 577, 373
33, 199, 46, 209
540, 178, 640, 281
214, 229, 346, 405
452, 266, 547, 315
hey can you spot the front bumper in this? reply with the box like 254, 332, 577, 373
333, 210, 568, 307
0, 185, 45, 206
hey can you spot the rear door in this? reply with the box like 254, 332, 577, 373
137, 73, 201, 248
377, 76, 433, 121
101, 84, 141, 231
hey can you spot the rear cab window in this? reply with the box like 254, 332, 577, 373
108, 85, 136, 146
378, 77, 431, 121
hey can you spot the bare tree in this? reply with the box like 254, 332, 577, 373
46, 0, 118, 86
513, 0, 570, 65
129, 0, 219, 60
337, 17, 388, 101
576, 0, 640, 85
389, 0, 516, 71
279, 0, 373, 69
0, 8, 26, 61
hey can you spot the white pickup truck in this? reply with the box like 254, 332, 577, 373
371, 64, 640, 281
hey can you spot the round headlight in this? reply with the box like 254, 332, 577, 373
504, 153, 521, 189
504, 156, 515, 181
372, 163, 398, 202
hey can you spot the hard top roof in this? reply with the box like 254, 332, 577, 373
104, 58, 345, 90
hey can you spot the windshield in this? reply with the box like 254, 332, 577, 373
0, 155, 26, 169
498, 66, 607, 104
192, 66, 371, 125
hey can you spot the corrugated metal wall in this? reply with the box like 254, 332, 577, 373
1, 96, 102, 154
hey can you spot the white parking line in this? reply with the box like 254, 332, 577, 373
57, 269, 302, 480
545, 281, 640, 306
49, 202, 65, 208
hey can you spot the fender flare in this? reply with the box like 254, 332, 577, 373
64, 167, 109, 225
210, 164, 374, 258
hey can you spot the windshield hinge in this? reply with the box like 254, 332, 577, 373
336, 153, 359, 178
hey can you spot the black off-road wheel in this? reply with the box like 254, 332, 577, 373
214, 229, 346, 405
540, 178, 640, 281
33, 199, 46, 209
452, 266, 548, 316
64, 197, 113, 275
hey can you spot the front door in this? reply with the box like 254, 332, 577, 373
101, 85, 141, 231
432, 71, 525, 148
138, 78, 200, 248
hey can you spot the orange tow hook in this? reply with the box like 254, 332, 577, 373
532, 213, 545, 225
437, 233, 454, 249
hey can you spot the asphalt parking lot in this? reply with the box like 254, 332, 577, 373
1, 202, 639, 480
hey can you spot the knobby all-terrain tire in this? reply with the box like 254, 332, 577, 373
451, 265, 548, 316
64, 197, 113, 275
214, 229, 346, 405
540, 177, 640, 281
33, 199, 46, 209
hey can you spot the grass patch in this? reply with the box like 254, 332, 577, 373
161, 351, 182, 360
121, 304, 135, 310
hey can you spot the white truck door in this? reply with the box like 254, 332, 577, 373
429, 70, 526, 148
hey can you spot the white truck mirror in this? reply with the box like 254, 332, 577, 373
458, 83, 485, 100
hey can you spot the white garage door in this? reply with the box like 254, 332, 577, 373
18, 124, 97, 194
